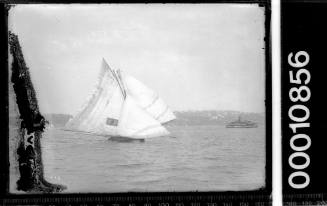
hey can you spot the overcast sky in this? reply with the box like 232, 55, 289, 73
9, 4, 266, 115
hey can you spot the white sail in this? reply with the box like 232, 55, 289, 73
117, 95, 170, 139
65, 59, 125, 135
119, 72, 176, 124
65, 58, 174, 139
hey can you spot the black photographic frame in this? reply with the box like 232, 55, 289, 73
0, 1, 271, 205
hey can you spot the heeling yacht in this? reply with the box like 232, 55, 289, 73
65, 58, 176, 141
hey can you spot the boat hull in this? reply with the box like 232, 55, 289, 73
108, 136, 145, 142
226, 125, 258, 128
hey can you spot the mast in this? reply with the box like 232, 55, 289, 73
102, 58, 126, 99
116, 69, 127, 98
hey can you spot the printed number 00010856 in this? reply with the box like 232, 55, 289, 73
287, 51, 311, 189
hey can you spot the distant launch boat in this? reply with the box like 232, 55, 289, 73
226, 116, 258, 128
65, 59, 176, 141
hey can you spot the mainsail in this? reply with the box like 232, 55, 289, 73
65, 59, 124, 136
65, 58, 175, 139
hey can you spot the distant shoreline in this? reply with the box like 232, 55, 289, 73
22, 111, 265, 128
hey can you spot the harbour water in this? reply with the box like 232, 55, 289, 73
37, 125, 266, 193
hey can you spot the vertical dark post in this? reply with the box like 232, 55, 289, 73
8, 32, 66, 193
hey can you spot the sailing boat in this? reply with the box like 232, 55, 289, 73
65, 58, 176, 141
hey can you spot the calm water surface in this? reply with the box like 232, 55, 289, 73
40, 125, 265, 192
